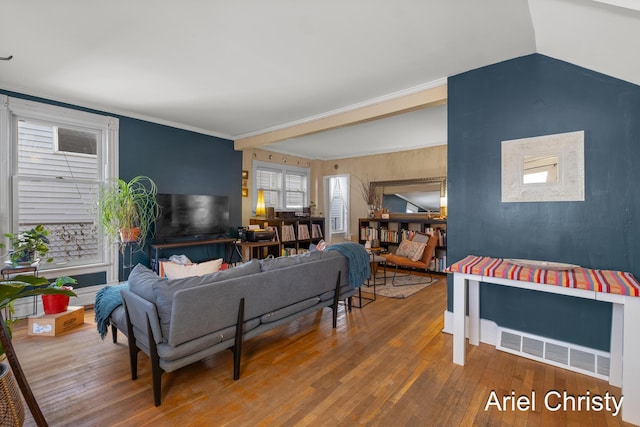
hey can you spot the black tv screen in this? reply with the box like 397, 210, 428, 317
155, 193, 230, 241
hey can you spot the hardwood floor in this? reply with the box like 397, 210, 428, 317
10, 278, 634, 426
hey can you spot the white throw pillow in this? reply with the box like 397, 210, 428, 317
162, 258, 223, 279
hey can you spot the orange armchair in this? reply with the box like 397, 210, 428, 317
381, 232, 439, 285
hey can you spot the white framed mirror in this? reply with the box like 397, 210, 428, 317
502, 130, 584, 202
371, 177, 447, 216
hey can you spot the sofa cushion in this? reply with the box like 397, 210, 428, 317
260, 255, 303, 271
159, 317, 261, 361
110, 304, 127, 334
211, 259, 261, 280
153, 259, 262, 340
128, 264, 161, 303
162, 258, 223, 279
260, 251, 327, 272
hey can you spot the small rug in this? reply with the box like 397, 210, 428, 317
360, 272, 440, 299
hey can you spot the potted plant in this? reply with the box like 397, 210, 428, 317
41, 276, 77, 315
3, 224, 54, 268
0, 275, 77, 354
96, 175, 160, 249
0, 275, 76, 425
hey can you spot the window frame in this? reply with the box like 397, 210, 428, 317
53, 125, 99, 157
0, 95, 120, 283
252, 160, 310, 213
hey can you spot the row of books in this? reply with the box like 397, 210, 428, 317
379, 228, 412, 243
311, 224, 324, 239
360, 226, 379, 242
360, 226, 447, 246
281, 224, 296, 242
278, 224, 324, 242
428, 256, 448, 272
297, 224, 310, 240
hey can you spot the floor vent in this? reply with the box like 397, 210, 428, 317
496, 327, 609, 381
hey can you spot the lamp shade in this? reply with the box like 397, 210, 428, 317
440, 195, 448, 218
256, 189, 266, 216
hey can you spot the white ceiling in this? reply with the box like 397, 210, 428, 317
1, 0, 639, 160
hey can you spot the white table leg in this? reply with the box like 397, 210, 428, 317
469, 279, 480, 346
609, 302, 623, 387
622, 297, 640, 424
453, 273, 467, 365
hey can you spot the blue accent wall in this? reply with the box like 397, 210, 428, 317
1, 89, 241, 284
447, 54, 640, 351
118, 118, 241, 273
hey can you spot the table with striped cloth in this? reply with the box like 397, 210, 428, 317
446, 255, 640, 297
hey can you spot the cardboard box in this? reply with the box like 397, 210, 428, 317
28, 306, 84, 337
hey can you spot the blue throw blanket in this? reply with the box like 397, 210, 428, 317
325, 242, 370, 288
94, 283, 128, 339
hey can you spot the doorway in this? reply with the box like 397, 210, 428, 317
323, 174, 350, 243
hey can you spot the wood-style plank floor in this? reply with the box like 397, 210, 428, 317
10, 277, 634, 426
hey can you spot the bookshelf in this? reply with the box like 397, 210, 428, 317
250, 217, 325, 257
358, 216, 447, 272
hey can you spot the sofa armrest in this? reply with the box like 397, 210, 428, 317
121, 288, 163, 346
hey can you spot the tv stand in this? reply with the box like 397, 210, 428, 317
149, 237, 236, 273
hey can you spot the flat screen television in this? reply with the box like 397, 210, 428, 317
155, 193, 230, 241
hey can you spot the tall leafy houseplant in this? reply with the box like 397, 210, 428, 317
97, 176, 160, 249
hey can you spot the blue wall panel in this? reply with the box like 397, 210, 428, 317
447, 54, 640, 351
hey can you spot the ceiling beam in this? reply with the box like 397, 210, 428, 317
234, 83, 447, 151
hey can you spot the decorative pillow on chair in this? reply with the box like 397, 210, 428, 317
409, 232, 430, 244
396, 240, 427, 262
162, 258, 223, 279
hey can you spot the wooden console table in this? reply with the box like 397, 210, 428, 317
234, 241, 280, 262
447, 255, 640, 425
149, 238, 236, 272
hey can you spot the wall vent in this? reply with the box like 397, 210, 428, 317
496, 327, 609, 381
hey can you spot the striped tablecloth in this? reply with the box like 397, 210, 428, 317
446, 255, 640, 297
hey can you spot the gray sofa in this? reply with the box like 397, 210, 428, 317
118, 249, 358, 406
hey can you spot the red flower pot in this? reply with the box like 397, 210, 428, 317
42, 294, 70, 315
